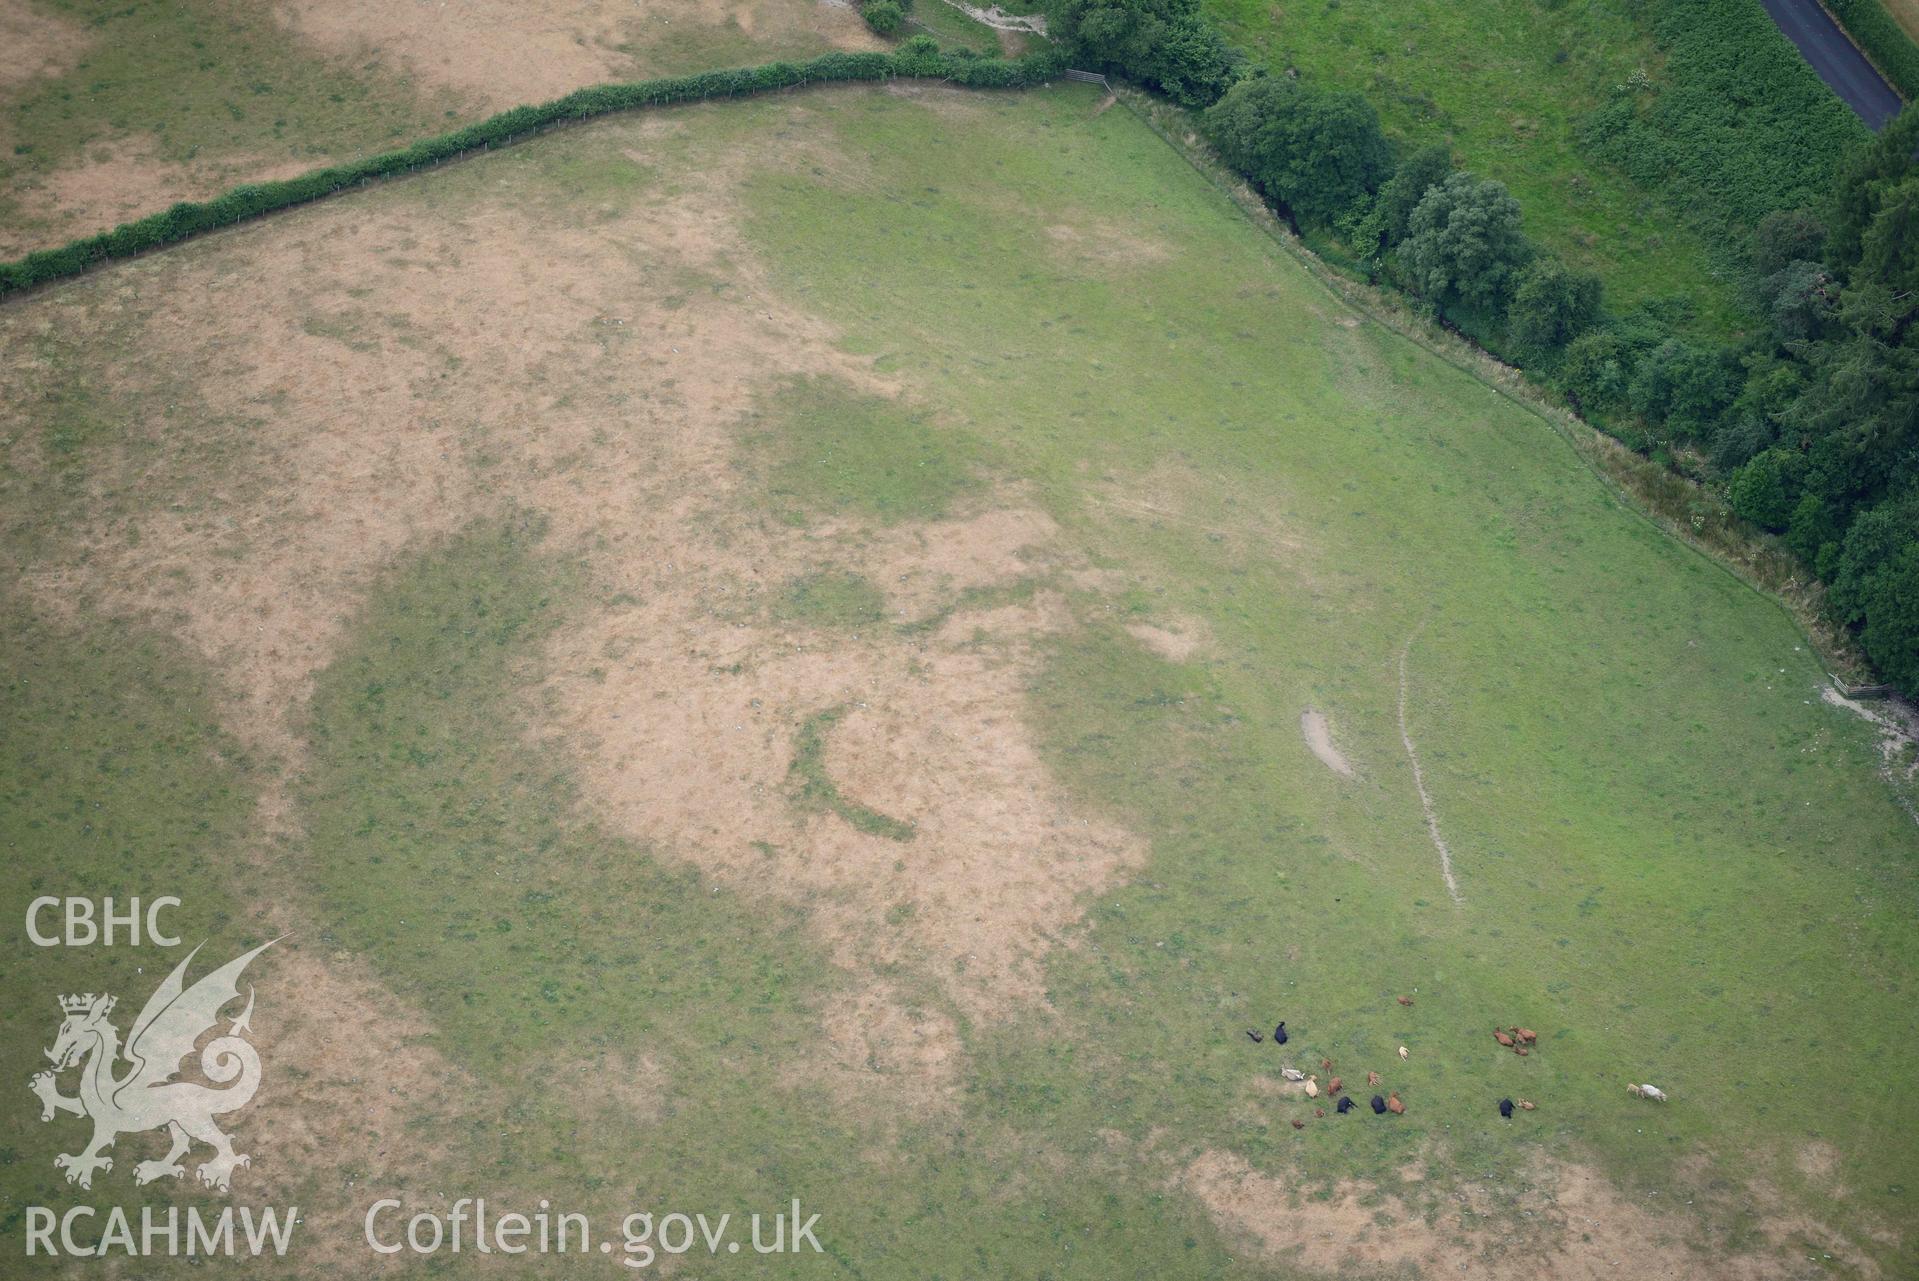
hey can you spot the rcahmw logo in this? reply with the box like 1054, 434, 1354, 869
23, 934, 301, 1259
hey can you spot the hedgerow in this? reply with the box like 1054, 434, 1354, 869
1823, 0, 1919, 101
0, 46, 1064, 297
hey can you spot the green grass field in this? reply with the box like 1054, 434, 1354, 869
2, 80, 1915, 1277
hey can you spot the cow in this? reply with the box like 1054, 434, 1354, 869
1370, 1094, 1388, 1115
1499, 1098, 1515, 1118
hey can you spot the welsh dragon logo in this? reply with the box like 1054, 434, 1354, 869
29, 939, 278, 1192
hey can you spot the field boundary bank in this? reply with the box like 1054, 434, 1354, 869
0, 49, 1062, 299
1099, 81, 1877, 697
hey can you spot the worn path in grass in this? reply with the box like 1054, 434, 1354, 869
2, 82, 1915, 1278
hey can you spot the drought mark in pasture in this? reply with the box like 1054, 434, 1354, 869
1124, 616, 1207, 663
0, 0, 90, 92
1179, 1149, 1880, 1281
273, 0, 884, 113
814, 979, 962, 1113
241, 945, 487, 1270
1299, 709, 1353, 777
1397, 623, 1462, 905
0, 137, 319, 258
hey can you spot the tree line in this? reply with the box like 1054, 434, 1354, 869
1047, 0, 1918, 689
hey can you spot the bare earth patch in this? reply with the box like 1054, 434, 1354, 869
1181, 1148, 1875, 1281
1124, 614, 1207, 663
1300, 708, 1354, 777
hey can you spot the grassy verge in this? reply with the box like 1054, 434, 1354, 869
1827, 0, 1919, 98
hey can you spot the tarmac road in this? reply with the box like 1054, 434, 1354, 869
1760, 0, 1905, 130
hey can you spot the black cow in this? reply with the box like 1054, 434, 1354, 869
1336, 1096, 1356, 1114
1369, 1094, 1387, 1115
1499, 1098, 1515, 1119
1273, 1022, 1289, 1045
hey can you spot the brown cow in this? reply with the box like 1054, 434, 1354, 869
1386, 1092, 1405, 1115
1327, 1076, 1342, 1096
1516, 1028, 1537, 1044
1397, 995, 1414, 1006
1367, 1070, 1381, 1087
1493, 1030, 1515, 1047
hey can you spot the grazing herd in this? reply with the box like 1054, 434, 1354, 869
1244, 1003, 1433, 1127
1246, 1000, 1673, 1128
1242, 998, 1665, 1128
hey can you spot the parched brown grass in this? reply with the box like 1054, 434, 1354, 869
273, 0, 885, 113
2, 96, 1145, 1073
0, 0, 883, 255
0, 0, 88, 93
1181, 1148, 1880, 1281
2, 84, 1900, 1279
